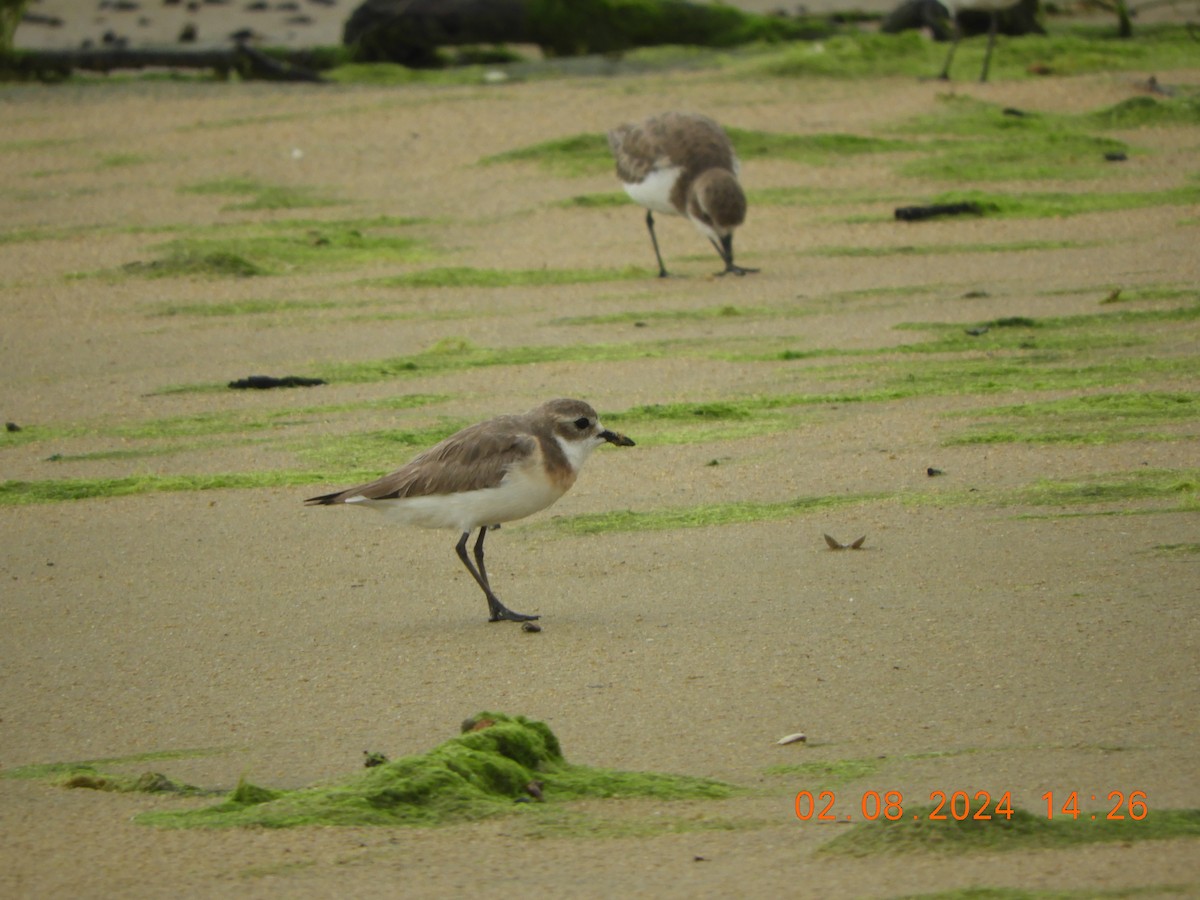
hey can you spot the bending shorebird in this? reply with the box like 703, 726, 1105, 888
607, 112, 757, 278
306, 399, 635, 623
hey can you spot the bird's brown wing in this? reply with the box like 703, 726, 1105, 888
306, 417, 537, 504
608, 120, 667, 183
609, 113, 736, 183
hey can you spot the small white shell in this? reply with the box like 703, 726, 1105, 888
776, 732, 807, 745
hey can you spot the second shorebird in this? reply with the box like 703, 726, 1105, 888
608, 112, 757, 278
937, 0, 1016, 83
306, 399, 634, 623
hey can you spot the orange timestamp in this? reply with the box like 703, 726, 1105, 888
794, 789, 1149, 823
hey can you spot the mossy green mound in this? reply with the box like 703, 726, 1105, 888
138, 712, 734, 829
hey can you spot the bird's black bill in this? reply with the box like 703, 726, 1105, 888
712, 235, 758, 277
600, 429, 635, 447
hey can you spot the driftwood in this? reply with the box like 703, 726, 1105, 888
3, 42, 326, 81
894, 202, 985, 221
344, 0, 831, 66
228, 375, 328, 389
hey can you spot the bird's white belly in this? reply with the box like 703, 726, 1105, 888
622, 166, 682, 216
351, 465, 567, 533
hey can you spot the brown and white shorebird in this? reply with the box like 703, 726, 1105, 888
305, 399, 635, 623
607, 112, 757, 278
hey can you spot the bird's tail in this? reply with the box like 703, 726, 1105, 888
304, 490, 345, 506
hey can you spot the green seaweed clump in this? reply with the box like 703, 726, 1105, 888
138, 712, 733, 829
122, 250, 265, 279
1086, 95, 1200, 129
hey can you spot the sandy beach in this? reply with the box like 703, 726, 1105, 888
2, 2, 1199, 896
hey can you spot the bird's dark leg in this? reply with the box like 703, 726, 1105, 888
709, 235, 758, 277
644, 210, 669, 278
938, 15, 961, 80
979, 11, 998, 82
455, 527, 539, 623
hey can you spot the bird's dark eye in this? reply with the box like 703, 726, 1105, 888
574, 417, 590, 430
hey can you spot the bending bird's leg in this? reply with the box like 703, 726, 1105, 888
645, 210, 669, 278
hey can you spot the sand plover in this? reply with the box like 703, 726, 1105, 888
607, 112, 757, 278
306, 399, 635, 623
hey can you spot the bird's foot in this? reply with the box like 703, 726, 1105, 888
488, 603, 540, 623
718, 263, 759, 277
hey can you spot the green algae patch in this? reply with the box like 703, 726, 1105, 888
136, 713, 735, 829
370, 265, 646, 288
725, 127, 910, 163
1150, 542, 1200, 556
562, 191, 630, 209
758, 28, 1200, 82
297, 425, 467, 471
893, 886, 1199, 899
811, 239, 1091, 259
151, 338, 691, 394
1085, 94, 1200, 129
61, 769, 209, 796
764, 758, 884, 786
480, 132, 612, 177
757, 27, 1200, 82
522, 809, 760, 839
324, 62, 504, 86
4, 747, 230, 780
122, 249, 267, 279
485, 127, 905, 178
818, 806, 1200, 857
1014, 468, 1199, 511
120, 227, 425, 279
890, 94, 1144, 182
0, 471, 351, 506
180, 177, 342, 212
555, 493, 883, 535
310, 337, 670, 384
552, 303, 767, 326
759, 32, 942, 79
4, 748, 225, 797
946, 392, 1198, 446
899, 131, 1127, 183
